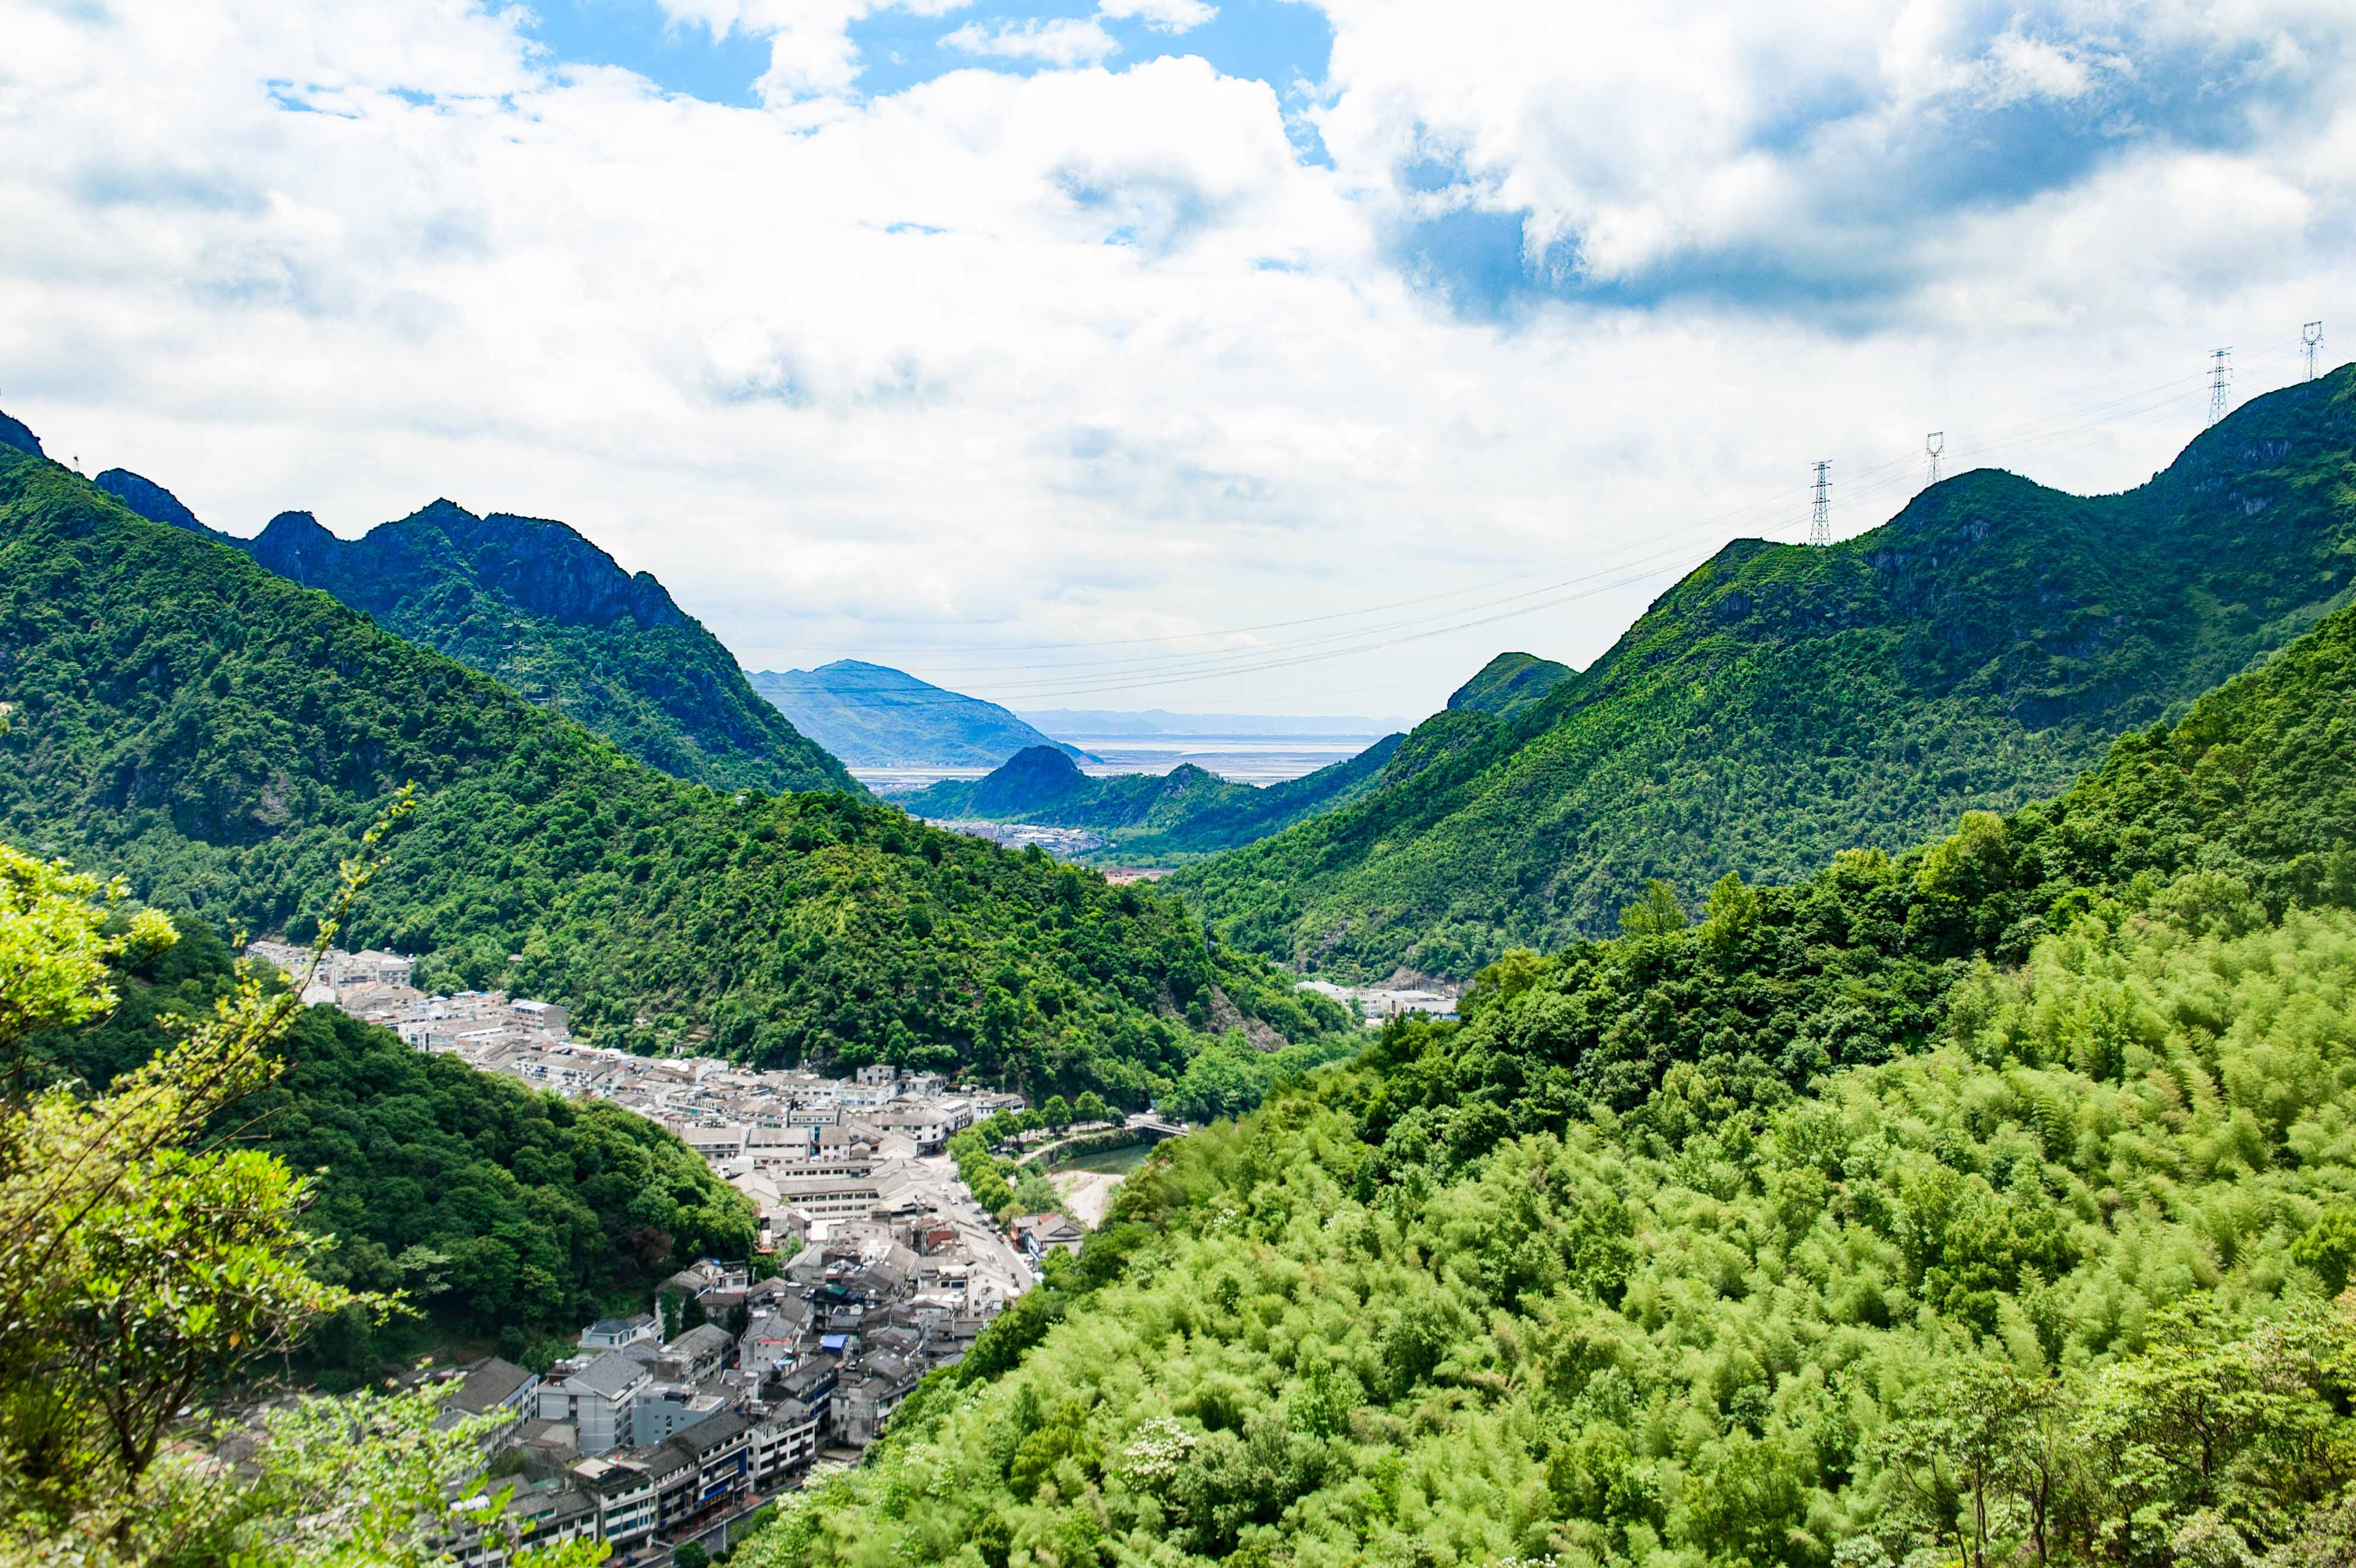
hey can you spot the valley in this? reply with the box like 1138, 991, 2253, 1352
15, 10, 2356, 1567
9, 367, 2356, 1568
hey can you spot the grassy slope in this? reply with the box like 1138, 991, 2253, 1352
1179, 368, 2356, 980
0, 449, 1347, 1100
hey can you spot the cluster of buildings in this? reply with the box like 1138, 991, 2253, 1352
1297, 978, 1460, 1024
245, 945, 1091, 1561
424, 1223, 1036, 1566
245, 945, 1038, 1268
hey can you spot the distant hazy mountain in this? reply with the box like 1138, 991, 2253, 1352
749, 661, 1090, 769
90, 470, 853, 796
1020, 707, 1414, 737
901, 735, 1404, 865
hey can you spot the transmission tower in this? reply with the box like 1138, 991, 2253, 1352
1808, 461, 1831, 547
2207, 347, 2232, 425
2306, 321, 2326, 381
1925, 430, 1945, 485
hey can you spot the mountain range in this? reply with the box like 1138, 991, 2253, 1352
0, 421, 1347, 1102
26, 359, 2356, 1565
1178, 368, 2356, 980
897, 735, 1405, 864
748, 660, 1087, 769
91, 470, 852, 796
769, 520, 2356, 1568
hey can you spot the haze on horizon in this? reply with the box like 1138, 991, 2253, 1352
4, 0, 2351, 716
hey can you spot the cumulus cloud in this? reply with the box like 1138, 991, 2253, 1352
0, 0, 2351, 714
1312, 0, 2356, 315
1098, 0, 1219, 34
941, 17, 1120, 65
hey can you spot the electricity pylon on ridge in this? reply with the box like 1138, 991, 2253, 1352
1808, 461, 1831, 547
2208, 347, 2233, 425
1926, 431, 1945, 485
2306, 322, 2326, 381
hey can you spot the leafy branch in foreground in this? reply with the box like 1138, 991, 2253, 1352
0, 795, 553, 1564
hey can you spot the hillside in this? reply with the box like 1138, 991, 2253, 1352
34, 915, 752, 1380
901, 735, 1405, 865
93, 471, 851, 795
749, 660, 1084, 768
0, 436, 1349, 1104
756, 588, 2356, 1568
1446, 648, 1573, 715
1180, 367, 2356, 980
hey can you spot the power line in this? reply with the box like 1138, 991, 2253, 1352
758, 339, 2311, 699
1808, 461, 1831, 547
2208, 347, 2233, 426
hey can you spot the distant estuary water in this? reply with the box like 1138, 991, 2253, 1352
848, 732, 1387, 792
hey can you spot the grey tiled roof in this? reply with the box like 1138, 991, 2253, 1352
446, 1357, 534, 1413
671, 1409, 753, 1455
570, 1351, 651, 1398
669, 1323, 734, 1362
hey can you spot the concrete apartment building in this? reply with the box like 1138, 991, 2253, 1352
536, 1351, 653, 1455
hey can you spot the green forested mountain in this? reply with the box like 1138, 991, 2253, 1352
897, 736, 1404, 866
1181, 368, 2356, 981
0, 442, 1347, 1102
750, 660, 1085, 769
1446, 649, 1573, 716
34, 917, 752, 1380
93, 469, 852, 795
755, 589, 2356, 1568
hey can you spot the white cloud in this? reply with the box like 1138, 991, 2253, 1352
941, 17, 1120, 66
1098, 0, 1219, 34
1311, 0, 2355, 296
0, 1, 2351, 718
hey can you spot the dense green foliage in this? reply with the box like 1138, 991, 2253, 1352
0, 447, 1349, 1102
951, 1126, 1020, 1215
748, 661, 1079, 769
1158, 1027, 1368, 1125
0, 821, 601, 1566
1181, 369, 2356, 980
898, 739, 1404, 868
754, 593, 2356, 1568
1446, 649, 1573, 717
91, 469, 853, 795
35, 916, 755, 1378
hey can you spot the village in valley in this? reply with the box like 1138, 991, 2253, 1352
246, 942, 1160, 1565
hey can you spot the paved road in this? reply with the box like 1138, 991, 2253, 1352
911, 1154, 1034, 1306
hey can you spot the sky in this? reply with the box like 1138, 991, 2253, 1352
3, 1, 2352, 720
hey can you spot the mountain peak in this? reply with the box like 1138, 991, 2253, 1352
749, 663, 1085, 769
0, 408, 42, 458
248, 510, 345, 584
94, 468, 225, 540
1448, 651, 1573, 717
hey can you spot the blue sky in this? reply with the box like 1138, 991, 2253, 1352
4, 0, 2351, 712
522, 0, 1332, 114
